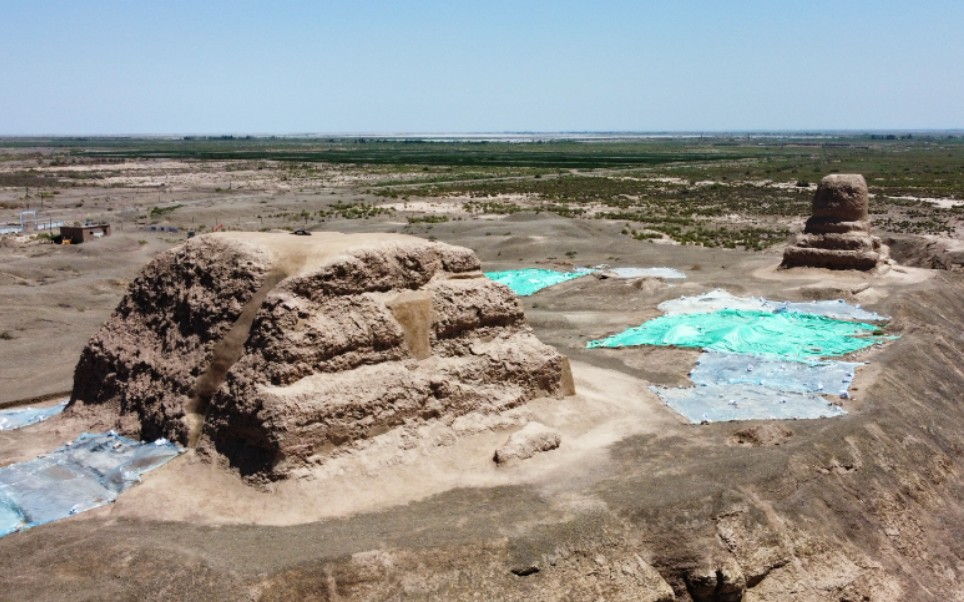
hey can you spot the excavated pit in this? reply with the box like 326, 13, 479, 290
67, 232, 574, 479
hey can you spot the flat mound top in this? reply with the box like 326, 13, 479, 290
211, 231, 451, 277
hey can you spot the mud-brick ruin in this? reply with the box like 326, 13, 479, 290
782, 174, 891, 271
67, 232, 574, 479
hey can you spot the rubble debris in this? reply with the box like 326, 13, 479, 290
493, 422, 562, 464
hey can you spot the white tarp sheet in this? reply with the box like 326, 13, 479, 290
598, 267, 686, 280
657, 289, 887, 321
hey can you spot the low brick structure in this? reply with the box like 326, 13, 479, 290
61, 223, 111, 244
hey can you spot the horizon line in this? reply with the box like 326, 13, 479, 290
2, 128, 964, 140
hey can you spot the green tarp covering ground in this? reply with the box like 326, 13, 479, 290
485, 268, 592, 297
587, 308, 884, 360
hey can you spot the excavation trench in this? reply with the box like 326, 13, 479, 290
184, 269, 286, 447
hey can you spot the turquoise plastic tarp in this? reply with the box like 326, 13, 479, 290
587, 309, 882, 360
0, 432, 182, 537
485, 268, 592, 296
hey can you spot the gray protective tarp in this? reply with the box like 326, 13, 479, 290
0, 432, 182, 537
652, 350, 857, 423
690, 351, 860, 396
0, 401, 67, 431
653, 382, 847, 423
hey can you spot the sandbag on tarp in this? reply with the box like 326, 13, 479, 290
587, 309, 883, 360
691, 351, 861, 396
0, 401, 67, 431
657, 289, 887, 321
485, 268, 593, 296
0, 432, 182, 537
598, 267, 686, 280
653, 383, 847, 423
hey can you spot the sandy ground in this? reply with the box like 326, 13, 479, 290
1, 157, 963, 600
106, 361, 677, 526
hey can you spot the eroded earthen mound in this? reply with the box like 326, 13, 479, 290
68, 232, 574, 479
782, 174, 891, 271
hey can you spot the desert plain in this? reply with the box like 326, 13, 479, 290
1, 135, 963, 601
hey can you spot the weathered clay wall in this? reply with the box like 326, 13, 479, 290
203, 241, 571, 478
68, 235, 274, 441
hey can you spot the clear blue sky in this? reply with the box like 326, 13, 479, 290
1, 1, 961, 135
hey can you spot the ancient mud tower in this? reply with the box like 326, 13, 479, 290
68, 233, 574, 479
782, 174, 890, 271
